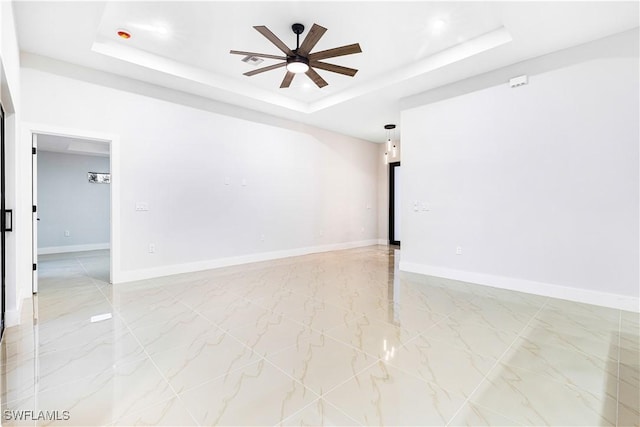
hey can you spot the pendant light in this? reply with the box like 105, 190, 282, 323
384, 124, 396, 162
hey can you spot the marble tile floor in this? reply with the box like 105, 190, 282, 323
0, 247, 638, 426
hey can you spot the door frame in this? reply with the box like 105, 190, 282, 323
388, 161, 401, 245
31, 134, 38, 293
23, 123, 121, 289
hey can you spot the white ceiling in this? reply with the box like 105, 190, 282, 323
14, 1, 639, 143
37, 134, 110, 157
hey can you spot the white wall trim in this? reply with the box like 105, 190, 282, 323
5, 309, 20, 328
4, 297, 24, 328
38, 243, 110, 255
377, 239, 389, 245
400, 261, 640, 313
117, 240, 380, 283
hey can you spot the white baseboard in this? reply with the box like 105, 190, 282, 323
400, 262, 639, 313
4, 297, 25, 328
377, 239, 389, 245
38, 243, 110, 255
5, 309, 20, 328
115, 240, 380, 284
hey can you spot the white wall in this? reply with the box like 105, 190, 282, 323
0, 2, 20, 100
1, 0, 24, 326
37, 151, 110, 253
400, 29, 639, 310
19, 64, 379, 285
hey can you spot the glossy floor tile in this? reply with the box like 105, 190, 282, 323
1, 247, 638, 426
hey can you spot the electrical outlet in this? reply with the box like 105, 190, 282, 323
456, 246, 462, 255
149, 244, 156, 253
64, 230, 70, 237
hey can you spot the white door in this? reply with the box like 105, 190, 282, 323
32, 133, 38, 294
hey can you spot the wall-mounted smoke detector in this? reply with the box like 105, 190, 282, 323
242, 56, 264, 66
116, 29, 131, 39
509, 75, 528, 88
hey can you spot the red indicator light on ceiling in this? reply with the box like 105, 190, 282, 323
117, 30, 131, 39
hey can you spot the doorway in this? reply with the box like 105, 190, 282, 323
31, 131, 115, 293
389, 161, 401, 245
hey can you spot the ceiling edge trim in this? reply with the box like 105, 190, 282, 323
91, 38, 311, 114
307, 27, 513, 113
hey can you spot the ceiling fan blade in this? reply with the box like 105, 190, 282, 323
253, 26, 294, 56
230, 50, 286, 60
297, 23, 327, 56
308, 43, 362, 61
310, 61, 358, 77
280, 71, 295, 88
305, 67, 328, 88
243, 62, 286, 76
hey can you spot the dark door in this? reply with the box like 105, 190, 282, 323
389, 161, 401, 245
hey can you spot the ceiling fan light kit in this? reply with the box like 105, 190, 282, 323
286, 56, 309, 74
230, 22, 362, 88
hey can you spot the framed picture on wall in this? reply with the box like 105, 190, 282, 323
88, 172, 110, 184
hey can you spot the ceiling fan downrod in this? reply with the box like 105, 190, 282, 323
292, 23, 305, 52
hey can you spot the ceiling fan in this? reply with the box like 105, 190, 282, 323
230, 23, 362, 88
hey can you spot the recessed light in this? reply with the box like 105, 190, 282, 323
117, 29, 131, 39
432, 19, 447, 33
